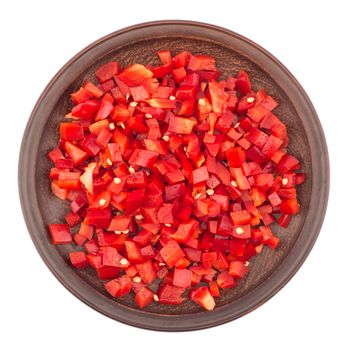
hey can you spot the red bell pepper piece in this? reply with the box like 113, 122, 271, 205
60, 123, 84, 140
135, 287, 154, 308
69, 251, 88, 269
158, 284, 185, 305
118, 64, 153, 86
49, 224, 72, 244
104, 275, 132, 297
236, 70, 251, 96
190, 286, 215, 310
129, 149, 158, 168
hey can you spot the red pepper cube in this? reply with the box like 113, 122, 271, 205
261, 135, 284, 159
172, 67, 187, 83
228, 261, 249, 279
236, 70, 251, 96
135, 287, 154, 308
280, 199, 300, 215
230, 210, 251, 225
209, 281, 221, 297
226, 147, 246, 167
107, 215, 131, 232
171, 220, 198, 243
83, 81, 104, 98
231, 167, 251, 190
217, 271, 236, 289
158, 284, 185, 305
125, 241, 143, 263
168, 116, 195, 134
136, 260, 156, 284
245, 128, 269, 148
130, 85, 150, 101
57, 172, 81, 190
202, 252, 217, 269
65, 211, 81, 227
104, 275, 132, 298
96, 128, 113, 149
176, 85, 196, 100
173, 268, 193, 288
106, 143, 122, 163
95, 61, 120, 83
160, 240, 185, 268
95, 99, 114, 121
64, 141, 87, 165
190, 286, 216, 310
157, 203, 174, 224
60, 123, 84, 141
125, 188, 145, 215
192, 166, 209, 184
267, 191, 282, 206
69, 251, 88, 269
129, 149, 159, 168
49, 224, 72, 244
85, 208, 112, 228
276, 154, 300, 174
232, 224, 251, 239
78, 222, 94, 240
71, 100, 100, 119
70, 87, 92, 105
48, 147, 64, 163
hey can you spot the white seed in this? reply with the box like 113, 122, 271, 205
194, 193, 202, 199
119, 258, 128, 266
169, 95, 176, 101
234, 122, 240, 128
129, 166, 135, 173
145, 113, 153, 119
198, 98, 205, 106
230, 180, 237, 187
121, 229, 129, 234
114, 230, 122, 235
247, 97, 255, 103
236, 227, 244, 235
120, 122, 125, 129
129, 101, 138, 107
162, 135, 169, 142
113, 177, 122, 184
153, 294, 159, 302
164, 223, 171, 227
206, 189, 214, 196
183, 146, 187, 152
159, 262, 166, 266
109, 122, 115, 130
99, 198, 106, 206
135, 214, 144, 221
106, 158, 112, 166
282, 178, 289, 186
133, 276, 141, 283
126, 93, 130, 100
245, 261, 250, 266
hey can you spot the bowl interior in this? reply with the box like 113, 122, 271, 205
36, 35, 311, 315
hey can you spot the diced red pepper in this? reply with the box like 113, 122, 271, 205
69, 251, 88, 269
48, 51, 304, 312
158, 284, 185, 305
49, 224, 72, 244
104, 275, 132, 297
135, 287, 154, 308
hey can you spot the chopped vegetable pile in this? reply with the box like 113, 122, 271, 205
48, 50, 305, 311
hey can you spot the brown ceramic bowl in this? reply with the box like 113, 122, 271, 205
19, 20, 329, 331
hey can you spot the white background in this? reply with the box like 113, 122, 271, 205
1, 0, 348, 349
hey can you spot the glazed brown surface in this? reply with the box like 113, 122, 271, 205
19, 21, 329, 330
